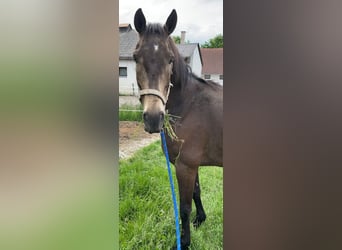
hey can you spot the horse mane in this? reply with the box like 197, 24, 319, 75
167, 37, 191, 88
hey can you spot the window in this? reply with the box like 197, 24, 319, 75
219, 74, 223, 80
204, 74, 211, 79
119, 67, 127, 77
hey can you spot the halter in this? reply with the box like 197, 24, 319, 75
139, 82, 173, 106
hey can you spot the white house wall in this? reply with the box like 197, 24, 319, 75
211, 74, 223, 85
190, 47, 202, 77
202, 73, 223, 85
119, 60, 139, 95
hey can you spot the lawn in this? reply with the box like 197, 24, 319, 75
119, 103, 143, 122
119, 141, 223, 249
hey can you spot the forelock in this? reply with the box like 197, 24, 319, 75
144, 23, 166, 36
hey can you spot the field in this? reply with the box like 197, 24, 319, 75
119, 103, 143, 122
119, 141, 223, 249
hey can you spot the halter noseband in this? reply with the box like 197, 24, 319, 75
139, 82, 173, 106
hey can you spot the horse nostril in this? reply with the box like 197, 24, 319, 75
143, 112, 148, 121
159, 112, 164, 122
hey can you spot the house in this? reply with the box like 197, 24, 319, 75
176, 43, 203, 77
200, 48, 223, 85
119, 24, 139, 95
119, 25, 203, 95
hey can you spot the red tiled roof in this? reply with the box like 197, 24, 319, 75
200, 48, 223, 74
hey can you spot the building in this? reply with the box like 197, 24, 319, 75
200, 48, 223, 85
119, 24, 139, 95
119, 25, 203, 95
176, 43, 203, 77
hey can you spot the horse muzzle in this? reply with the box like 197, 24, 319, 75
143, 110, 165, 133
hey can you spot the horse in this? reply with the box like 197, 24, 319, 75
133, 8, 223, 249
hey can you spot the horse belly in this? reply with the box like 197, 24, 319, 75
201, 137, 223, 166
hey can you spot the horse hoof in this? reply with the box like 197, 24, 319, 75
193, 214, 206, 228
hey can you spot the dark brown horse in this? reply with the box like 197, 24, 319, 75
133, 8, 222, 249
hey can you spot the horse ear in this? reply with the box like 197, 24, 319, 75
134, 8, 146, 34
164, 9, 177, 35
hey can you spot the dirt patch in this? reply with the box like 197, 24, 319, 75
119, 121, 160, 159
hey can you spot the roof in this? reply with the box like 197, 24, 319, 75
119, 23, 132, 33
119, 23, 131, 28
200, 48, 223, 74
119, 29, 139, 59
119, 24, 202, 64
175, 43, 196, 58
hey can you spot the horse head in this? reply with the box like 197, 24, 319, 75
134, 8, 177, 133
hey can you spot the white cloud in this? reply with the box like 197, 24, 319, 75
119, 0, 223, 44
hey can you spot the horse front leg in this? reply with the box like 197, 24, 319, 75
193, 172, 206, 228
175, 161, 198, 250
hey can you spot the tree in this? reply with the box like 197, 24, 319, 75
172, 35, 190, 44
172, 35, 181, 44
201, 34, 223, 48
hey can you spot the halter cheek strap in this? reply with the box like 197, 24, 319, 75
139, 83, 173, 106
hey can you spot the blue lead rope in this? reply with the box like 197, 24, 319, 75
160, 130, 181, 250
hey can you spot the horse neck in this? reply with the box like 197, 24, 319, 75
166, 66, 194, 116
166, 40, 194, 115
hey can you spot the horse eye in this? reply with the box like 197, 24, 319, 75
133, 54, 138, 62
137, 82, 142, 90
169, 56, 174, 64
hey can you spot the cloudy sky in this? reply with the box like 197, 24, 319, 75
119, 0, 223, 45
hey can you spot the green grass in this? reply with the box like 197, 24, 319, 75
119, 104, 143, 122
119, 141, 223, 249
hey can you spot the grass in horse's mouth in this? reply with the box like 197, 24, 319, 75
164, 112, 183, 142
163, 112, 184, 161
